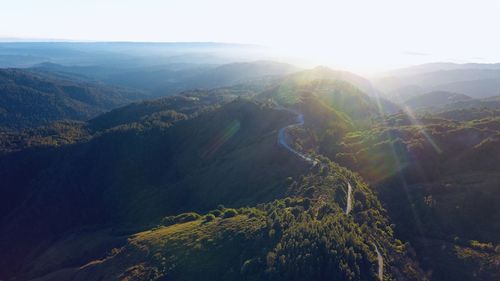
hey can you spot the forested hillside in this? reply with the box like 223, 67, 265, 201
323, 110, 500, 281
18, 161, 424, 281
0, 69, 145, 128
0, 74, 427, 280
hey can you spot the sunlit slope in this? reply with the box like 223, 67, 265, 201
22, 161, 425, 281
259, 67, 398, 121
257, 68, 401, 160
326, 111, 500, 281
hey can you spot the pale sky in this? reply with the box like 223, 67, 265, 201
1, 0, 499, 72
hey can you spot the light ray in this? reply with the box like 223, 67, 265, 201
403, 106, 442, 154
201, 119, 240, 159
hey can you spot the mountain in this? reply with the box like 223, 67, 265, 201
0, 69, 145, 129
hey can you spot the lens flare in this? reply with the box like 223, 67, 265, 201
201, 119, 241, 159
403, 106, 442, 154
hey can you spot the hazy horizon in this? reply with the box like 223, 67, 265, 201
2, 0, 500, 72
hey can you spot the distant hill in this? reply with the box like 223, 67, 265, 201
429, 78, 500, 98
186, 61, 299, 88
282, 66, 379, 96
0, 69, 145, 128
376, 63, 500, 99
259, 67, 396, 117
34, 60, 299, 97
381, 62, 500, 77
0, 42, 265, 68
403, 91, 472, 110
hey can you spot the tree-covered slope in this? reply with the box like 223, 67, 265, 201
13, 161, 425, 281
319, 110, 500, 281
0, 100, 307, 278
0, 87, 254, 154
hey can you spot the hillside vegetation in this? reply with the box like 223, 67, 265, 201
319, 111, 500, 281
0, 100, 307, 278
0, 75, 427, 280
0, 69, 145, 128
10, 160, 426, 281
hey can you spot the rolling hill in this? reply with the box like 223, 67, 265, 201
0, 69, 145, 128
34, 60, 299, 97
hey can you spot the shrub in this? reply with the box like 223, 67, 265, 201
303, 198, 311, 209
209, 209, 222, 217
304, 187, 315, 198
223, 208, 238, 218
162, 212, 201, 226
204, 214, 216, 222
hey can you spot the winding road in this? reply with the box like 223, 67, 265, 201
373, 243, 384, 280
345, 182, 353, 214
276, 106, 383, 279
345, 183, 383, 279
277, 110, 317, 165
